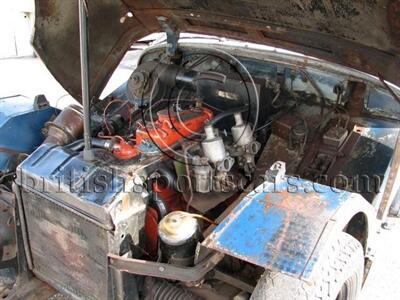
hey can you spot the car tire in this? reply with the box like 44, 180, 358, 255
251, 232, 364, 300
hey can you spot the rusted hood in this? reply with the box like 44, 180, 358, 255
33, 0, 400, 101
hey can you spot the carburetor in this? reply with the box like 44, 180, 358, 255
229, 113, 261, 176
190, 112, 260, 193
191, 124, 234, 193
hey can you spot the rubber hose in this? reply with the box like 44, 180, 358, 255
149, 193, 168, 219
143, 277, 203, 300
66, 138, 113, 151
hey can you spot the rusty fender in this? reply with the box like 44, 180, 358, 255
202, 177, 376, 281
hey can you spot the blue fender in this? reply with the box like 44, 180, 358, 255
203, 176, 375, 280
0, 95, 57, 173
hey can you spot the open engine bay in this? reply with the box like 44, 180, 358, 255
13, 45, 398, 299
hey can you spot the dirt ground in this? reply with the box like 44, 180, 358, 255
0, 56, 399, 299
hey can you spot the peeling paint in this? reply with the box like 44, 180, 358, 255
203, 177, 352, 278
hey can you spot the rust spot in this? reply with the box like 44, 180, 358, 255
264, 190, 326, 217
345, 81, 367, 117
342, 50, 372, 72
36, 0, 57, 19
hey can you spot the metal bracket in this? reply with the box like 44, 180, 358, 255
265, 161, 286, 183
33, 95, 49, 110
108, 251, 223, 284
157, 16, 180, 57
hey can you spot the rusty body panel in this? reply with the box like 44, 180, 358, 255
200, 92, 397, 280
33, 0, 400, 102
33, 0, 151, 102
202, 177, 366, 279
3, 3, 396, 296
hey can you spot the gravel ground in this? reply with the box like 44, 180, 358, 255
360, 218, 400, 300
0, 56, 399, 299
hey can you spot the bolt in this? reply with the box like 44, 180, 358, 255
158, 266, 165, 272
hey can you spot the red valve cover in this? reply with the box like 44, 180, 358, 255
136, 107, 213, 151
112, 107, 212, 160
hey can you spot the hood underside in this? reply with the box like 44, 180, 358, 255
33, 0, 400, 102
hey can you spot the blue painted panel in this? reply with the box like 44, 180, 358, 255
0, 95, 57, 153
203, 177, 351, 278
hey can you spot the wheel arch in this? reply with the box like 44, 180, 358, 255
344, 211, 369, 253
329, 195, 377, 256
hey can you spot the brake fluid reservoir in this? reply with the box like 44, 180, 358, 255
158, 211, 200, 266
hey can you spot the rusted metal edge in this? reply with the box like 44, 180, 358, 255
377, 131, 400, 220
12, 183, 34, 271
